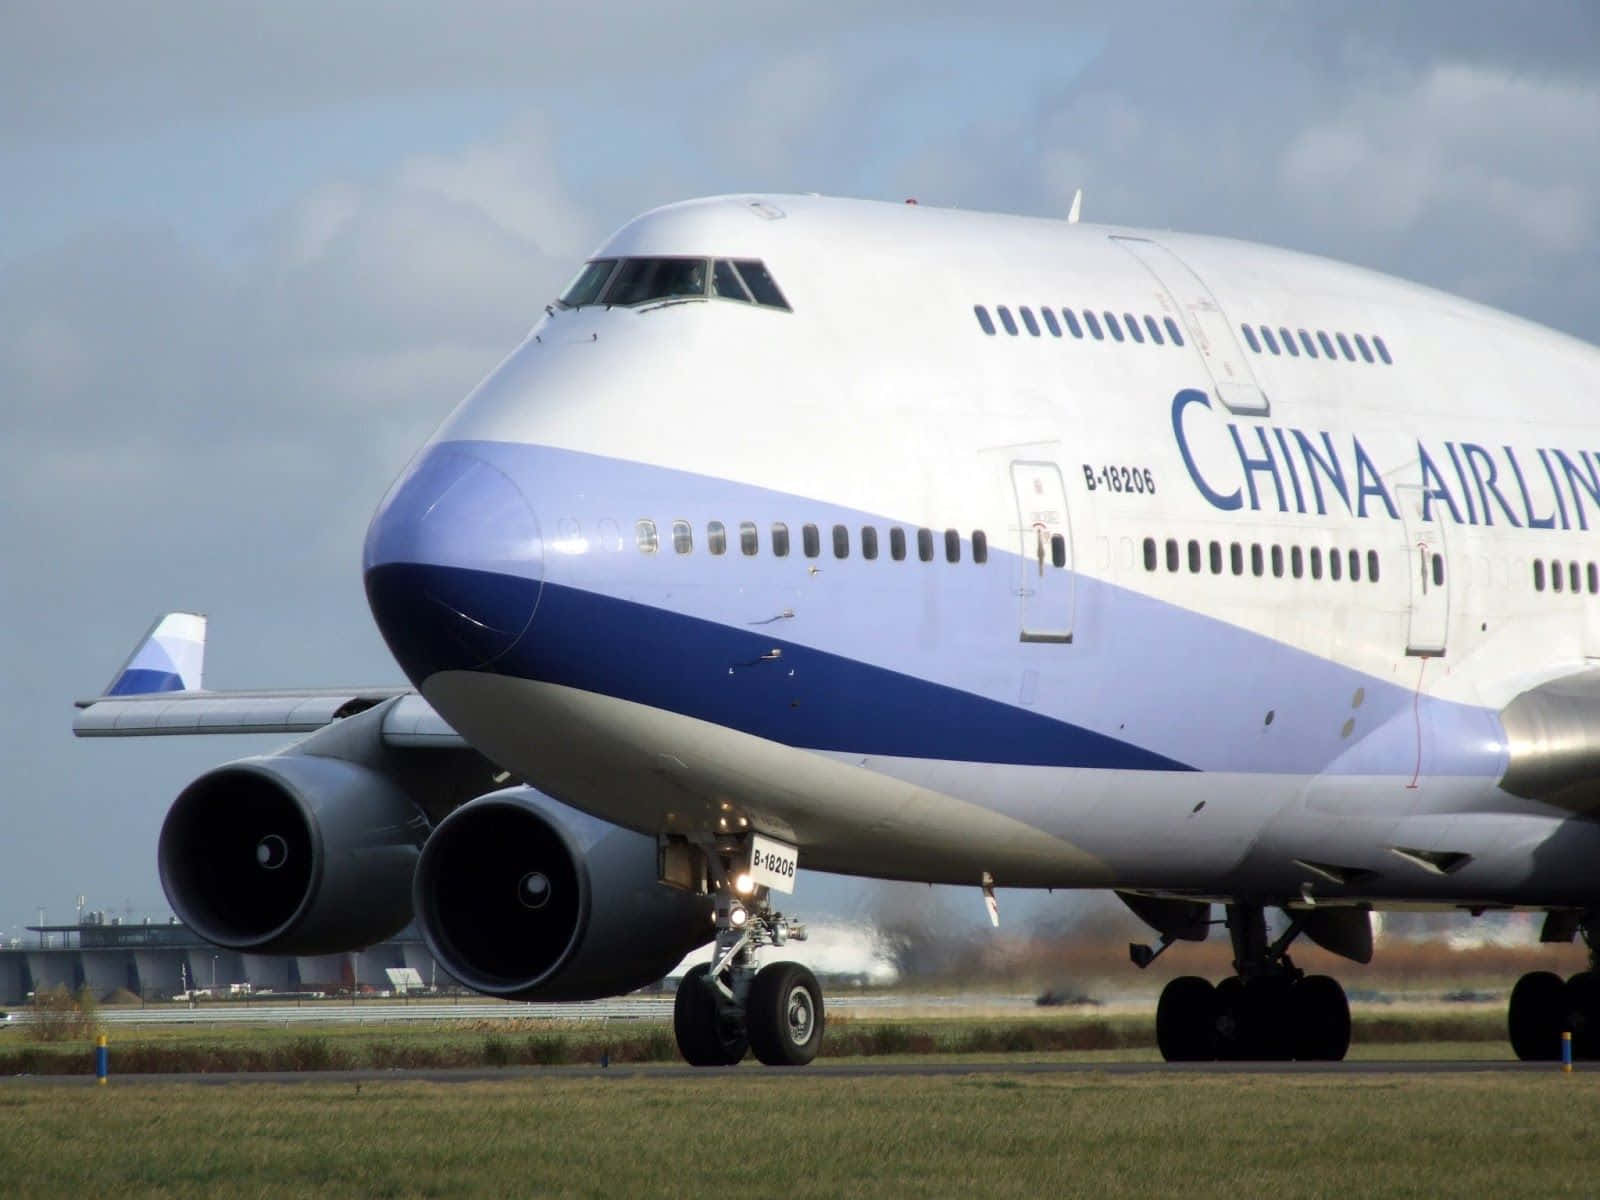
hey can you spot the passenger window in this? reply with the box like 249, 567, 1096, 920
1124, 313, 1145, 343
1229, 542, 1243, 575
1571, 562, 1581, 592
1374, 336, 1393, 365
1042, 309, 1061, 337
861, 526, 879, 560
917, 528, 935, 562
1251, 544, 1264, 576
1166, 538, 1180, 572
1242, 325, 1261, 353
972, 530, 988, 564
1367, 550, 1380, 582
802, 523, 821, 558
1163, 317, 1185, 347
1354, 334, 1375, 363
1279, 327, 1298, 357
1050, 534, 1067, 569
732, 260, 790, 310
1431, 554, 1445, 587
1271, 545, 1284, 577
707, 521, 727, 555
945, 529, 961, 563
1020, 307, 1040, 336
1329, 548, 1341, 581
889, 527, 907, 561
1144, 537, 1158, 571
1291, 546, 1304, 578
1209, 541, 1222, 574
740, 521, 759, 556
672, 520, 693, 554
714, 260, 753, 302
603, 258, 708, 306
832, 524, 850, 558
1084, 311, 1104, 340
1589, 563, 1598, 594
559, 259, 618, 308
1144, 315, 1164, 345
1535, 560, 1546, 591
1349, 549, 1361, 581
998, 306, 1018, 335
1104, 312, 1125, 342
1298, 330, 1318, 358
1310, 547, 1323, 580
1317, 331, 1336, 358
1063, 309, 1084, 338
1336, 333, 1355, 361
1552, 559, 1562, 592
636, 519, 659, 554
1188, 539, 1202, 573
771, 523, 790, 557
974, 305, 996, 335
1260, 326, 1280, 355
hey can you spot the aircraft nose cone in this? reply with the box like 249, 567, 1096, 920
364, 447, 543, 682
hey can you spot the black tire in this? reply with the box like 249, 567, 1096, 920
1214, 976, 1251, 1061
746, 962, 824, 1066
1156, 976, 1217, 1062
1566, 972, 1600, 1060
1290, 975, 1350, 1061
673, 964, 747, 1066
1244, 976, 1294, 1061
1508, 970, 1566, 1062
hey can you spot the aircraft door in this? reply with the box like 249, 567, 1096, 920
1112, 236, 1268, 417
1395, 485, 1448, 656
1010, 460, 1074, 643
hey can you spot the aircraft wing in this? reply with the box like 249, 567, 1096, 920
72, 613, 464, 747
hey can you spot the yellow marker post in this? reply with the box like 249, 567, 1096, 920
94, 1034, 108, 1085
1562, 1030, 1572, 1074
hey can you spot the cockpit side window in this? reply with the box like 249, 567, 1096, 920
558, 259, 618, 308
732, 260, 790, 310
602, 258, 708, 306
713, 260, 752, 302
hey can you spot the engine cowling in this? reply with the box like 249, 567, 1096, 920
414, 789, 713, 1000
158, 755, 428, 955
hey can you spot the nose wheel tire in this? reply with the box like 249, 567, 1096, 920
673, 964, 748, 1066
747, 961, 825, 1066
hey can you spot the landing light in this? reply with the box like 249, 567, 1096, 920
734, 873, 754, 896
729, 904, 749, 928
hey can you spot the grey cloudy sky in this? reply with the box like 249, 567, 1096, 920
2, 2, 1597, 937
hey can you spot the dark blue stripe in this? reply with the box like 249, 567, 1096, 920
366, 562, 1193, 773
108, 668, 184, 696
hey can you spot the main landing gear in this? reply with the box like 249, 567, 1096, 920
670, 835, 824, 1067
1508, 920, 1600, 1061
1153, 903, 1351, 1062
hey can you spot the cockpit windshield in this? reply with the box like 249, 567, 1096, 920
557, 257, 790, 311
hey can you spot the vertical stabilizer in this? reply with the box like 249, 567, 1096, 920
104, 612, 207, 696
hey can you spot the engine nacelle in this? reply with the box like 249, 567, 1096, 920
158, 755, 428, 955
414, 789, 713, 1001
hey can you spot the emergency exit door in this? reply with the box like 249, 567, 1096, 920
1010, 461, 1074, 643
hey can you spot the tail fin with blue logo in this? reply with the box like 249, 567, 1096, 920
103, 612, 207, 696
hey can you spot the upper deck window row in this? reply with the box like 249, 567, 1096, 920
974, 305, 1185, 348
559, 257, 791, 311
1241, 324, 1393, 365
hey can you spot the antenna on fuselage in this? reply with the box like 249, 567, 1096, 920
1067, 188, 1083, 224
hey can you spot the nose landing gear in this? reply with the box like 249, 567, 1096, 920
669, 834, 823, 1067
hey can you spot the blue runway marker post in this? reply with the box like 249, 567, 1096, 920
94, 1034, 108, 1085
1562, 1031, 1572, 1073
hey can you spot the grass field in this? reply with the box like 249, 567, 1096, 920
2, 1070, 1595, 1198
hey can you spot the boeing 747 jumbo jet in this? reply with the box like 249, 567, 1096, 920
75, 195, 1600, 1064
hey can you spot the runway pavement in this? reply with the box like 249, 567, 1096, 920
0, 1058, 1555, 1086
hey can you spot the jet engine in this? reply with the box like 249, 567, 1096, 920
158, 754, 428, 955
413, 788, 713, 1000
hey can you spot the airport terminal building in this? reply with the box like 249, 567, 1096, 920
0, 915, 448, 1004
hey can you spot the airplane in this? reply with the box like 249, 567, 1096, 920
74, 193, 1600, 1065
